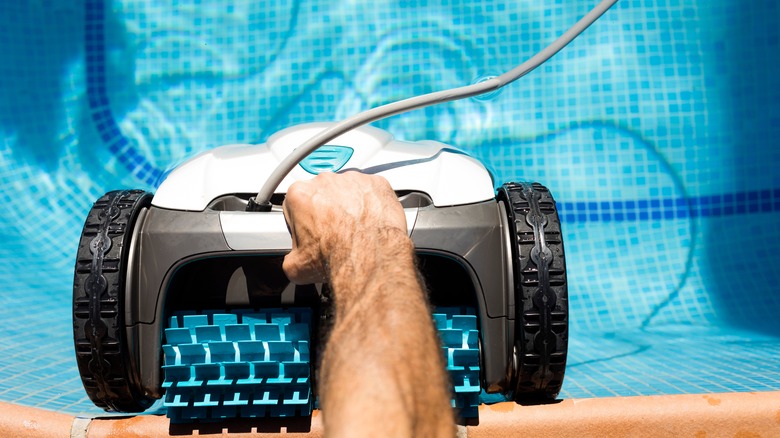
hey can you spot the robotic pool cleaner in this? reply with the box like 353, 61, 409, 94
73, 0, 617, 421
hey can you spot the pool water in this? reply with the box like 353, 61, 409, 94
1, 0, 779, 415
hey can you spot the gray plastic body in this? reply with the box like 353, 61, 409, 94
125, 198, 515, 399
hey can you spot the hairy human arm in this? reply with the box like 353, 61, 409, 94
282, 171, 454, 438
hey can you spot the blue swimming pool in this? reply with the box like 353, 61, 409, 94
1, 0, 779, 414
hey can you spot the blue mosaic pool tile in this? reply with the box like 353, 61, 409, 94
1, 0, 780, 416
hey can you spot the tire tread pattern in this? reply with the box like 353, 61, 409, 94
499, 182, 568, 401
72, 190, 154, 412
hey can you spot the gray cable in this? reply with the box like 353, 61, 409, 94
251, 0, 619, 207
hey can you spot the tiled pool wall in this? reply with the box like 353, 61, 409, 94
0, 0, 778, 413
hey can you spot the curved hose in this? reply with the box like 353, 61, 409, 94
248, 0, 620, 211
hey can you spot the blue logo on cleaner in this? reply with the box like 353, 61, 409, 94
299, 145, 354, 174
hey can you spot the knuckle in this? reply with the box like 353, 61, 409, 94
285, 181, 307, 203
286, 181, 301, 197
317, 171, 336, 182
372, 175, 395, 194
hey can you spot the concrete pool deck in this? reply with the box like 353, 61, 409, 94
2, 391, 779, 437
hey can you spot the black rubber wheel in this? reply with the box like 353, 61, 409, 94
73, 190, 155, 412
498, 182, 568, 401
